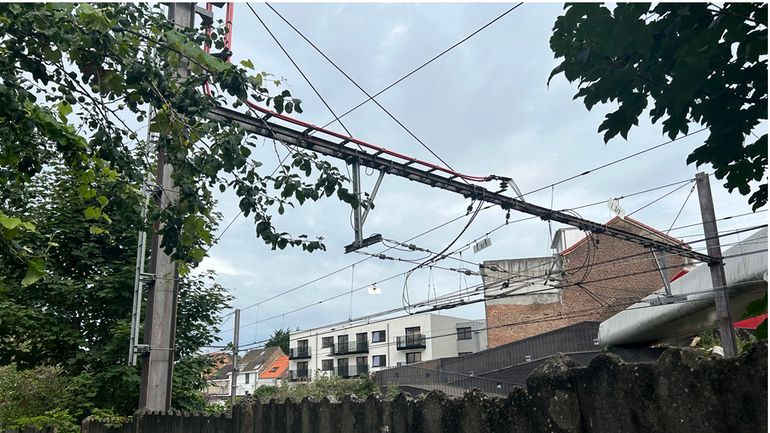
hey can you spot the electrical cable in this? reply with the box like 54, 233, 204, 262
246, 3, 355, 139
223, 273, 767, 353
264, 3, 473, 184
217, 223, 767, 339
521, 128, 708, 198
626, 180, 694, 218
217, 176, 758, 326
666, 184, 697, 235
308, 3, 525, 130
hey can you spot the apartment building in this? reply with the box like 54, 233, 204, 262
288, 313, 486, 381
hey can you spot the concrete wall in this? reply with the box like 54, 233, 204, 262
84, 343, 767, 433
455, 320, 487, 354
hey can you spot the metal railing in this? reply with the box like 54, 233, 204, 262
330, 340, 369, 356
396, 334, 426, 350
332, 364, 369, 378
289, 346, 312, 359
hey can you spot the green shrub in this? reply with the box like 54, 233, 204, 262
385, 383, 402, 400
0, 364, 74, 428
250, 374, 381, 402
10, 408, 79, 433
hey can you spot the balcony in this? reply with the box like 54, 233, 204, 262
329, 340, 369, 356
289, 369, 310, 381
289, 346, 312, 359
396, 334, 426, 350
332, 364, 369, 378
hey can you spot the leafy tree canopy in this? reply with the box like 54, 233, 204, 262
264, 328, 291, 355
0, 165, 231, 417
0, 3, 359, 284
550, 3, 767, 210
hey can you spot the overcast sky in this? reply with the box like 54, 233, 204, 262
198, 2, 768, 348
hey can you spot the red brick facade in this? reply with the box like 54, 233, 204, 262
486, 217, 690, 348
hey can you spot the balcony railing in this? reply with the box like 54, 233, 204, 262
289, 369, 310, 381
396, 334, 426, 350
332, 364, 369, 378
329, 340, 369, 356
288, 346, 312, 359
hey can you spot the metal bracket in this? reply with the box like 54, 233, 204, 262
651, 249, 672, 296
346, 159, 386, 253
345, 234, 383, 254
194, 6, 214, 26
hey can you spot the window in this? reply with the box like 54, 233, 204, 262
405, 326, 420, 336
371, 330, 385, 343
244, 373, 250, 384
337, 358, 349, 376
321, 337, 334, 348
269, 366, 280, 373
321, 360, 334, 371
337, 335, 349, 345
372, 355, 386, 367
297, 339, 309, 349
457, 327, 472, 340
297, 361, 309, 379
406, 352, 421, 364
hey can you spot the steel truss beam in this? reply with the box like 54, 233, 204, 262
208, 106, 715, 264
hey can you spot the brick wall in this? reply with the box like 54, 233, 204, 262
486, 218, 689, 347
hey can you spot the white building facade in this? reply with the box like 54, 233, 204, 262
288, 313, 486, 381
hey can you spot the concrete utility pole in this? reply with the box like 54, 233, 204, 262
138, 3, 195, 410
230, 309, 240, 408
695, 172, 738, 357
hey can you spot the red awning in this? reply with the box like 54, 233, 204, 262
734, 313, 767, 330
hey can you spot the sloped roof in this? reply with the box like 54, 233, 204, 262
239, 346, 283, 373
259, 355, 289, 379
560, 216, 687, 256
205, 352, 232, 379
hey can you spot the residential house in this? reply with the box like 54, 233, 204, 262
288, 312, 486, 382
481, 216, 692, 347
204, 352, 232, 403
232, 347, 284, 396
258, 354, 289, 385
205, 347, 285, 401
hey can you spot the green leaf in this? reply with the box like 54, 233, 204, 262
89, 226, 106, 235
57, 101, 72, 121
21, 258, 46, 286
97, 195, 109, 208
0, 213, 22, 230
84, 207, 101, 220
240, 59, 255, 70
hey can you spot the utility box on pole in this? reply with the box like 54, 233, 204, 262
695, 172, 738, 357
138, 3, 195, 410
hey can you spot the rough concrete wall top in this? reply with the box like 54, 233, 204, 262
84, 343, 767, 433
